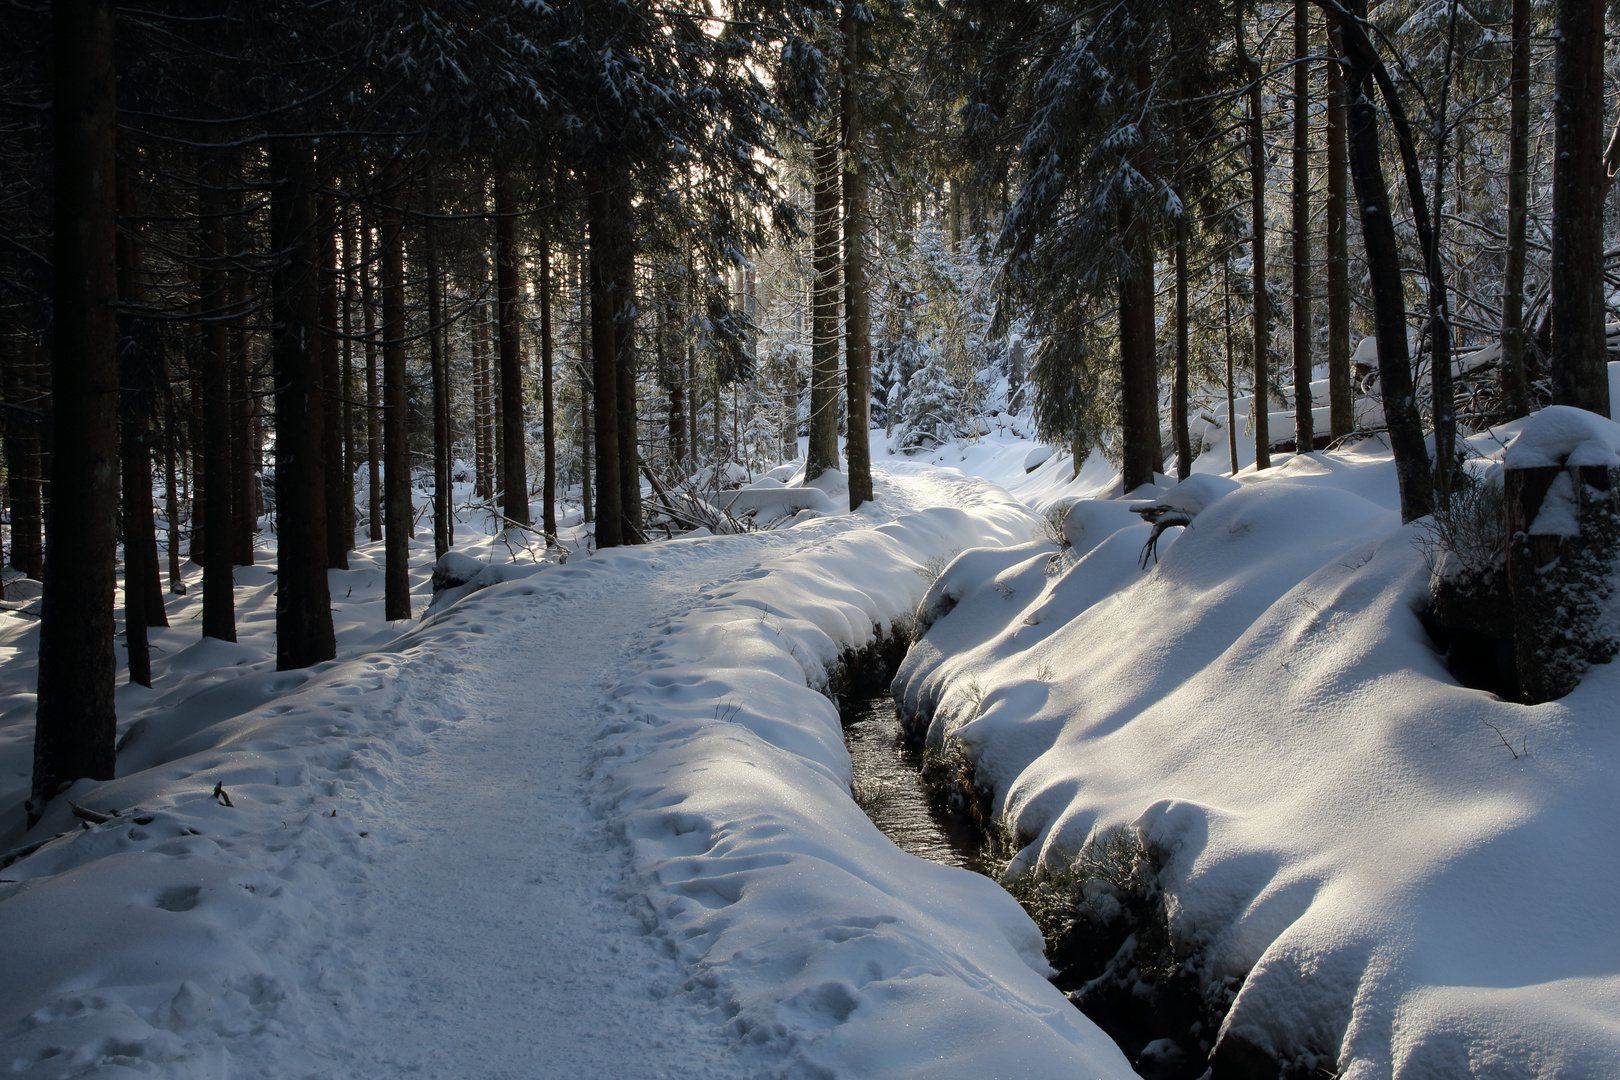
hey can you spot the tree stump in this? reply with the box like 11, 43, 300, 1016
1505, 461, 1620, 703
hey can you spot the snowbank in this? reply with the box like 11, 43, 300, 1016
895, 439, 1620, 1076
597, 471, 1139, 1078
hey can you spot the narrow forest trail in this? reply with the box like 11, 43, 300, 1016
314, 467, 983, 1078
328, 529, 816, 1079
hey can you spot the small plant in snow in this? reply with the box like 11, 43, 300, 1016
1034, 661, 1056, 683
1008, 824, 1177, 984
1415, 467, 1507, 588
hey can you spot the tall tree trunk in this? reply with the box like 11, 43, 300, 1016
361, 222, 383, 541
540, 233, 557, 541
32, 0, 120, 824
116, 154, 152, 686
425, 178, 452, 559
381, 202, 412, 620
494, 163, 530, 529
842, 4, 873, 510
1168, 41, 1191, 480
1173, 209, 1192, 479
473, 298, 490, 499
229, 154, 257, 567
270, 139, 336, 669
664, 293, 687, 470
1550, 0, 1609, 414
200, 148, 236, 642
1326, 18, 1353, 440
1500, 0, 1532, 419
578, 254, 593, 524
1292, 0, 1314, 455
164, 398, 183, 592
807, 136, 841, 481
611, 186, 642, 542
6, 338, 43, 580
1243, 27, 1271, 471
118, 160, 167, 633
1118, 198, 1162, 491
588, 184, 624, 548
1225, 258, 1240, 475
1332, 2, 1432, 522
1427, 0, 1461, 509
340, 203, 358, 545
319, 197, 348, 569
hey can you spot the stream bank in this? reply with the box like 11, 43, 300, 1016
838, 648, 1244, 1080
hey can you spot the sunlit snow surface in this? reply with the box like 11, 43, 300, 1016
0, 462, 1132, 1078
898, 430, 1620, 1077
4, 419, 1620, 1078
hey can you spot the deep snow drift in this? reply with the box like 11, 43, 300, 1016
898, 430, 1620, 1077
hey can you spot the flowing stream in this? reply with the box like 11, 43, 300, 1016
840, 692, 991, 874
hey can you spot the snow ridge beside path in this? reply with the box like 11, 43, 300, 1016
597, 465, 1137, 1079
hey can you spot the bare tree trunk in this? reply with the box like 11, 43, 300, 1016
116, 155, 152, 685
229, 155, 257, 568
1500, 0, 1532, 419
6, 338, 43, 580
1326, 18, 1353, 440
340, 202, 358, 546
269, 138, 336, 669
1427, 0, 1461, 509
319, 197, 348, 569
609, 184, 642, 542
588, 185, 623, 548
381, 201, 412, 620
1550, 0, 1610, 414
1225, 258, 1240, 475
1119, 197, 1162, 491
540, 233, 557, 540
361, 222, 383, 542
494, 163, 530, 528
201, 148, 236, 641
807, 136, 841, 481
474, 298, 491, 499
1292, 0, 1314, 455
1332, 1, 1432, 522
578, 254, 593, 523
425, 177, 452, 559
842, 3, 873, 510
32, 0, 120, 824
1173, 210, 1192, 478
164, 402, 183, 593
1243, 25, 1271, 472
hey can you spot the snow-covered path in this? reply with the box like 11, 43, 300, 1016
1, 466, 1135, 1080
342, 536, 780, 1079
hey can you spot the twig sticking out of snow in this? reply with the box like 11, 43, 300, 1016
1481, 719, 1527, 760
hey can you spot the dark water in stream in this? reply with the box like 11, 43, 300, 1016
840, 694, 992, 874
842, 689, 1222, 1080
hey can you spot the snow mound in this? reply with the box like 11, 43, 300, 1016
896, 451, 1620, 1076
599, 470, 1138, 1078
1503, 404, 1620, 469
